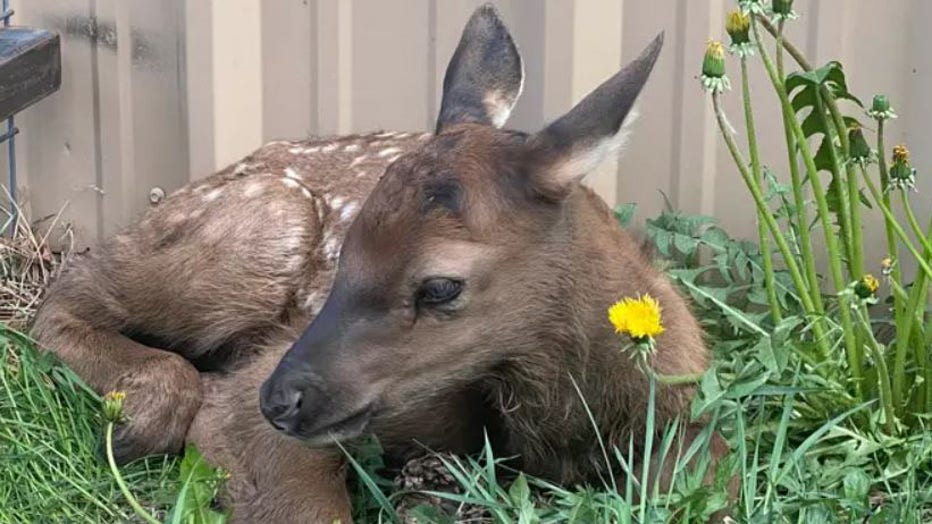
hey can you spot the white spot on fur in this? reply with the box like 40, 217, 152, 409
375, 131, 394, 138
330, 196, 345, 209
288, 147, 303, 154
303, 291, 325, 315
418, 132, 432, 140
378, 147, 402, 158
549, 106, 640, 187
484, 89, 518, 128
350, 155, 368, 167
301, 188, 313, 198
303, 146, 320, 154
281, 229, 305, 252
315, 200, 326, 222
282, 178, 301, 189
233, 163, 248, 175
356, 170, 367, 178
322, 143, 338, 153
388, 154, 402, 163
344, 144, 361, 152
203, 187, 223, 203
395, 132, 411, 139
244, 181, 265, 197
284, 167, 301, 180
340, 201, 359, 222
323, 234, 340, 261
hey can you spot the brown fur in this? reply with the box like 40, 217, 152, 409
31, 8, 729, 522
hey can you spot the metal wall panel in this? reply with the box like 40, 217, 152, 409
12, 0, 932, 275
17, 0, 186, 243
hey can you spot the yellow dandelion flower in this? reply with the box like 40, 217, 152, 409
854, 274, 880, 301
102, 390, 127, 423
892, 144, 910, 163
608, 294, 665, 340
881, 256, 894, 277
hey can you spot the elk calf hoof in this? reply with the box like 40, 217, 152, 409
99, 355, 203, 464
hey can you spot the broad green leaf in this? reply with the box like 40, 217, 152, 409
613, 203, 638, 228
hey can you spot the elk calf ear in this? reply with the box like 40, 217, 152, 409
435, 4, 524, 133
527, 33, 664, 199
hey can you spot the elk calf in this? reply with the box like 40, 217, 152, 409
32, 5, 725, 522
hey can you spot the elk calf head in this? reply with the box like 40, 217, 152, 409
260, 5, 664, 447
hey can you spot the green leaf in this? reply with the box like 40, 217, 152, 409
692, 372, 726, 418
813, 137, 836, 173
509, 473, 531, 507
169, 445, 229, 524
725, 371, 771, 398
842, 468, 871, 503
755, 337, 782, 375
613, 203, 638, 228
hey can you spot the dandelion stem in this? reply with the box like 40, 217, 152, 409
105, 422, 162, 524
752, 18, 860, 390
775, 19, 826, 322
859, 170, 932, 279
891, 198, 932, 413
876, 120, 911, 413
711, 91, 830, 361
652, 371, 704, 386
740, 57, 782, 324
852, 307, 897, 434
812, 93, 855, 277
877, 120, 902, 284
764, 14, 865, 280
901, 191, 929, 246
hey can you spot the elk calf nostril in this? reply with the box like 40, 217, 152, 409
260, 378, 305, 425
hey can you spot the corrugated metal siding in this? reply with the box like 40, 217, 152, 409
13, 0, 932, 267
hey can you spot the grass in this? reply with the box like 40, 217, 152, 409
1, 3, 930, 519
0, 327, 180, 523
3, 307, 929, 523
1, 205, 929, 523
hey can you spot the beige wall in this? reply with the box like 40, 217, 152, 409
12, 0, 932, 275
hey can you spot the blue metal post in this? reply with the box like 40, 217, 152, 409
1, 0, 17, 232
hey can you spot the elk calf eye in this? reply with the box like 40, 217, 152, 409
417, 278, 463, 306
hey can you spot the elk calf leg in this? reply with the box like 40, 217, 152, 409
187, 350, 352, 524
31, 302, 201, 463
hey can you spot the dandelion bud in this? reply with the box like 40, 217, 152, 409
772, 0, 793, 15
847, 123, 872, 165
102, 391, 126, 423
701, 41, 731, 93
703, 41, 726, 77
725, 11, 755, 57
726, 11, 751, 44
854, 274, 880, 301
889, 144, 917, 192
867, 94, 897, 120
771, 0, 799, 21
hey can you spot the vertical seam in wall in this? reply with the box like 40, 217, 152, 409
425, 0, 437, 132
806, 1, 819, 60
614, 0, 626, 206
309, 0, 319, 136
89, 0, 104, 241
175, 0, 191, 184
337, 0, 352, 133
115, 0, 135, 225
668, 0, 687, 210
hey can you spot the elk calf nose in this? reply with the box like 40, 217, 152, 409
260, 375, 315, 432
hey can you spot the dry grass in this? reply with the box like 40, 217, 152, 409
0, 188, 74, 330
